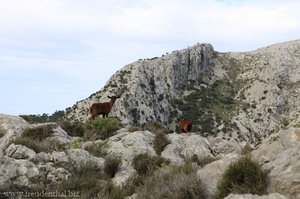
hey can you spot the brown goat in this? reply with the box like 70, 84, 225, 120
90, 96, 120, 119
177, 119, 193, 133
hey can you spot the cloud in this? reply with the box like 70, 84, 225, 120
0, 0, 300, 115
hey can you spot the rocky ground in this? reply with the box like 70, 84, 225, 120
0, 113, 299, 198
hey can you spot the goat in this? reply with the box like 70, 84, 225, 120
90, 96, 120, 119
177, 119, 193, 133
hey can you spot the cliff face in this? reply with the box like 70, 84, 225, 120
66, 40, 300, 143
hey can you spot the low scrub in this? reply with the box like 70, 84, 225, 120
86, 118, 122, 140
60, 121, 85, 137
104, 156, 121, 178
23, 125, 53, 141
84, 141, 108, 157
132, 154, 169, 176
11, 125, 64, 153
143, 122, 170, 135
216, 157, 268, 199
154, 132, 170, 155
135, 164, 206, 199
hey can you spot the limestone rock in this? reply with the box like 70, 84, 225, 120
5, 144, 36, 160
224, 193, 288, 199
0, 114, 29, 155
251, 127, 300, 199
161, 133, 213, 164
209, 136, 243, 156
197, 154, 239, 199
106, 130, 156, 186
66, 148, 105, 170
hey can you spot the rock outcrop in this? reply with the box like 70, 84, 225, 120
66, 40, 300, 144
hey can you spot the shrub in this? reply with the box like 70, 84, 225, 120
12, 135, 65, 153
60, 121, 85, 137
13, 137, 42, 153
132, 154, 169, 176
68, 137, 84, 149
0, 127, 6, 138
104, 157, 121, 178
86, 118, 122, 140
23, 125, 53, 141
136, 165, 206, 199
84, 141, 108, 157
154, 132, 170, 155
216, 157, 268, 199
54, 163, 104, 199
143, 122, 169, 135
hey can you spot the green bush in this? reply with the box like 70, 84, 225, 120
104, 157, 121, 178
216, 157, 268, 199
60, 121, 85, 137
154, 132, 170, 155
68, 137, 84, 149
132, 154, 169, 176
86, 118, 122, 140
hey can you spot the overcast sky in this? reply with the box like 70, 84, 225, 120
1, 0, 299, 116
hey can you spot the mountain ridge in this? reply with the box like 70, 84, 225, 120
66, 39, 300, 143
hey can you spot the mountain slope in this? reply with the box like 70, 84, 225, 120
66, 40, 300, 143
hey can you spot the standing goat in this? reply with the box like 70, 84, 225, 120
90, 96, 120, 119
177, 119, 193, 133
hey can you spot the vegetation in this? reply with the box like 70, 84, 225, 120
132, 154, 169, 176
216, 157, 268, 199
19, 110, 66, 123
171, 77, 244, 136
0, 127, 5, 138
11, 125, 65, 153
60, 121, 85, 137
104, 157, 122, 178
85, 117, 122, 140
135, 160, 206, 199
84, 141, 109, 157
154, 132, 170, 155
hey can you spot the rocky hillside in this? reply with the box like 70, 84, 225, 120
0, 113, 299, 198
66, 40, 300, 144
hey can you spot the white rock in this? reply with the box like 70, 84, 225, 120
161, 133, 213, 164
197, 154, 239, 199
5, 144, 36, 159
224, 193, 288, 199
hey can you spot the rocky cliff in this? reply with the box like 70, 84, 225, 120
66, 40, 300, 143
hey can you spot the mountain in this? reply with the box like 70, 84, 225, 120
66, 40, 300, 143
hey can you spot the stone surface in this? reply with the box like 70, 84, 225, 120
224, 193, 288, 199
5, 144, 36, 159
251, 127, 300, 199
197, 154, 239, 199
161, 133, 213, 164
107, 130, 156, 186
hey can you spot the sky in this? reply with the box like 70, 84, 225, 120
0, 0, 299, 116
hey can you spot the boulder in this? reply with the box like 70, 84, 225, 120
5, 144, 36, 160
197, 154, 239, 199
107, 130, 156, 186
0, 114, 29, 154
161, 133, 213, 164
66, 148, 105, 170
251, 127, 300, 199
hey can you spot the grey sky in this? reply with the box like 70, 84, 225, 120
1, 0, 299, 115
